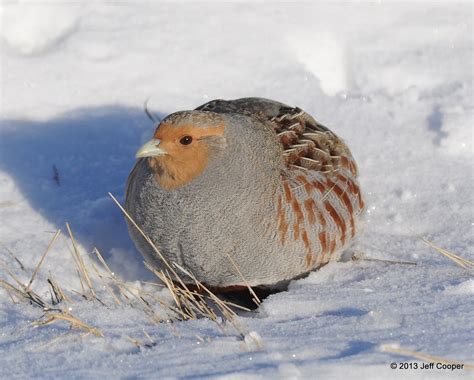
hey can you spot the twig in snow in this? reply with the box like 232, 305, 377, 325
352, 251, 417, 266
0, 242, 25, 271
224, 252, 261, 306
27, 229, 61, 290
32, 311, 104, 337
420, 238, 473, 270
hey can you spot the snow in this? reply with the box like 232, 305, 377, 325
0, 2, 473, 379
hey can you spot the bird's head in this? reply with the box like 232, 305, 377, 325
135, 111, 227, 190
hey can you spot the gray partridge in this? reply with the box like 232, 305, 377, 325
125, 98, 364, 288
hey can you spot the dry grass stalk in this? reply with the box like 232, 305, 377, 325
33, 311, 104, 337
0, 273, 103, 342
156, 268, 184, 314
0, 273, 49, 310
95, 246, 180, 325
0, 279, 27, 303
90, 262, 122, 306
5, 287, 18, 304
126, 335, 156, 349
108, 193, 179, 278
47, 272, 70, 304
27, 229, 61, 290
172, 263, 247, 337
126, 335, 141, 348
147, 263, 214, 322
0, 259, 25, 287
381, 344, 474, 370
173, 263, 239, 319
145, 253, 248, 337
361, 258, 417, 265
216, 299, 252, 312
92, 248, 169, 324
0, 242, 25, 271
92, 247, 132, 305
421, 238, 474, 270
66, 223, 97, 298
224, 252, 261, 305
142, 329, 155, 345
352, 251, 417, 266
92, 247, 117, 280
74, 268, 86, 296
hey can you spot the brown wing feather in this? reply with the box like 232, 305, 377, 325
266, 105, 357, 178
197, 98, 357, 177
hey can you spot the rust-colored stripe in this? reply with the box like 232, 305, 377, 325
292, 198, 304, 224
359, 194, 365, 210
340, 156, 357, 176
319, 231, 327, 254
324, 200, 347, 246
293, 222, 300, 240
340, 156, 351, 171
277, 195, 288, 245
336, 173, 364, 210
283, 182, 293, 203
291, 198, 304, 241
302, 229, 314, 268
328, 237, 336, 254
315, 206, 327, 229
305, 253, 315, 268
296, 175, 313, 194
301, 229, 311, 251
303, 198, 316, 224
312, 179, 325, 194
327, 179, 355, 238
336, 173, 357, 195
348, 160, 357, 176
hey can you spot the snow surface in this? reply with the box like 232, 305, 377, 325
0, 2, 473, 379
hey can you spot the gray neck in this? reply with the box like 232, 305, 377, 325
188, 113, 282, 215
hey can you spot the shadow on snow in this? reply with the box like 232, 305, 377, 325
0, 105, 163, 280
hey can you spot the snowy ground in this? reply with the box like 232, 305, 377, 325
0, 2, 473, 379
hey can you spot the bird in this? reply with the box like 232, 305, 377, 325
125, 97, 364, 289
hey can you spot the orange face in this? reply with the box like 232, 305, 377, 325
153, 122, 225, 158
148, 122, 226, 190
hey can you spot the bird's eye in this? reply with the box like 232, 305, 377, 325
179, 136, 193, 145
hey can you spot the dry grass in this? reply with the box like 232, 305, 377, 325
0, 194, 256, 344
27, 230, 62, 291
32, 311, 104, 337
381, 344, 474, 370
351, 251, 417, 266
421, 238, 474, 270
224, 252, 261, 306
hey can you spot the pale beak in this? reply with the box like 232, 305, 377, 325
135, 139, 167, 158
